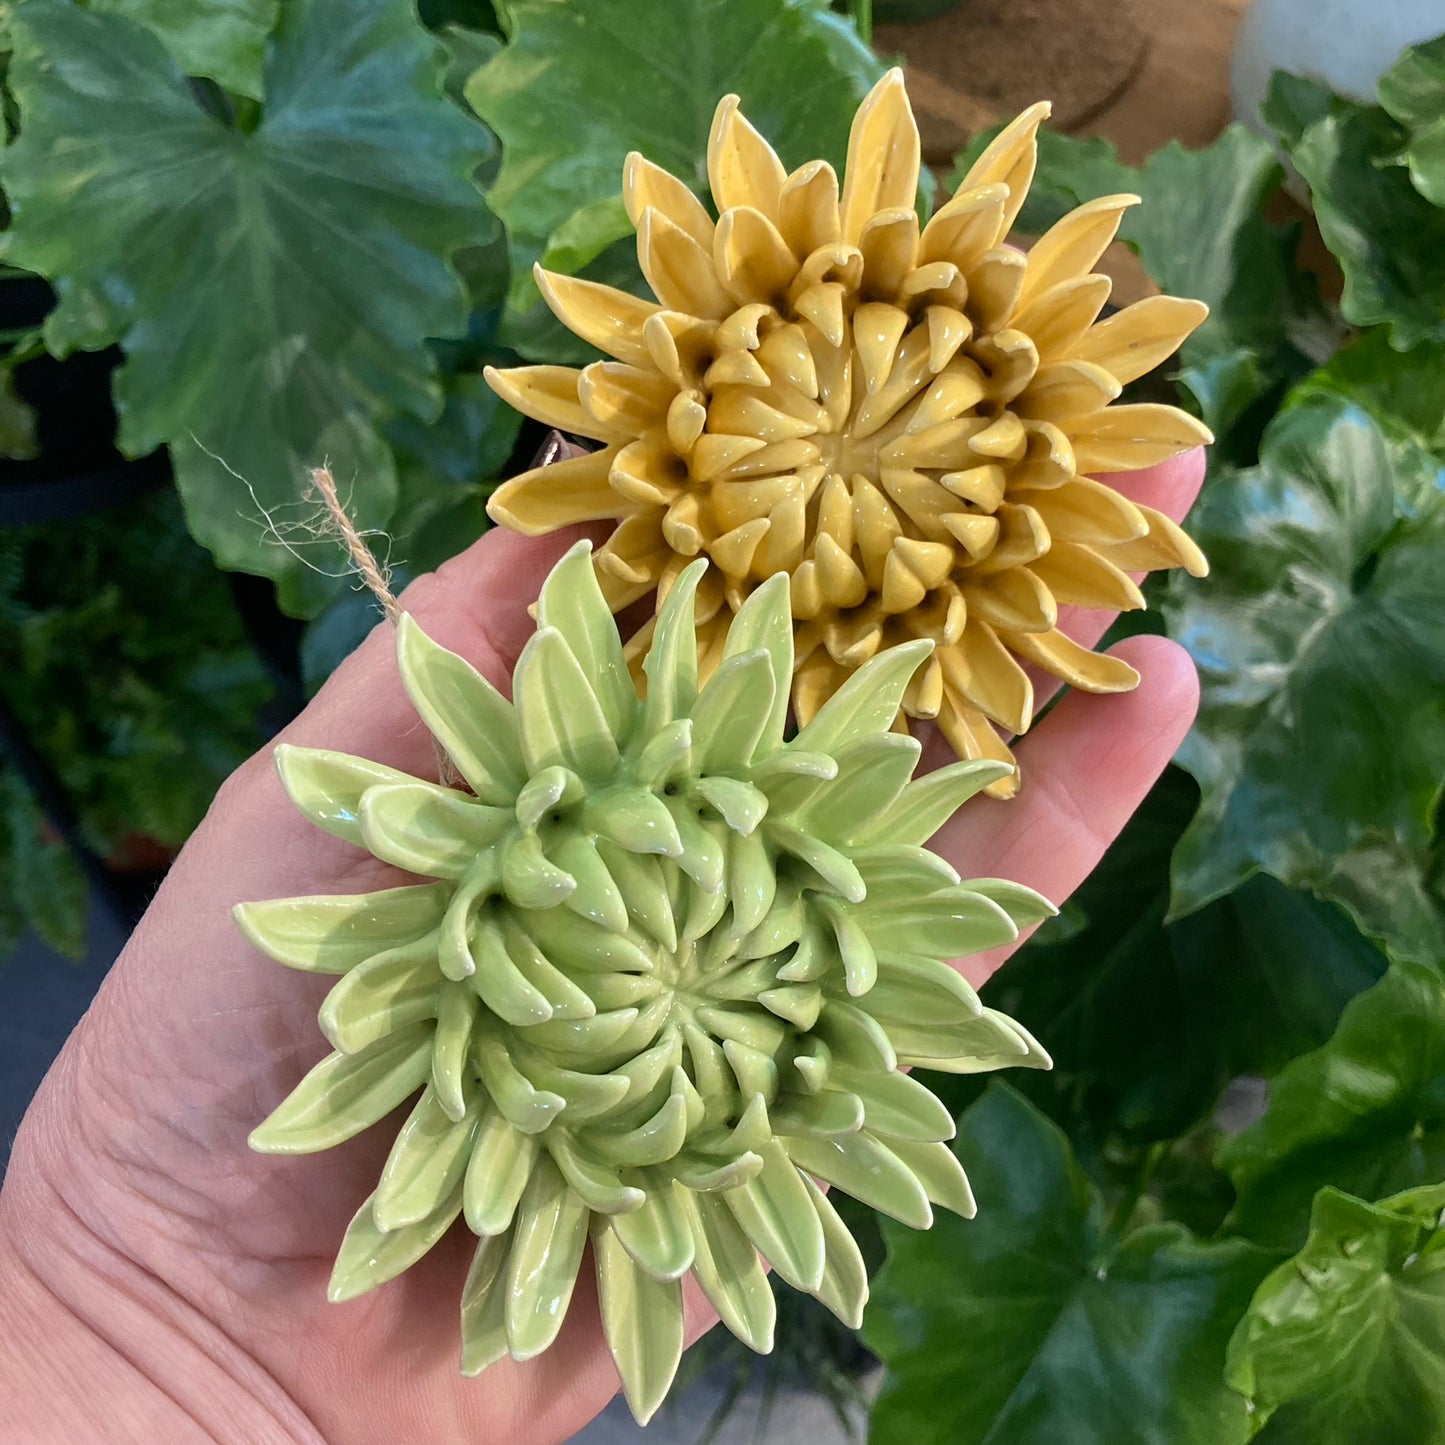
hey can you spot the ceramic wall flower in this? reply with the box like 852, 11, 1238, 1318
236, 542, 1053, 1422
485, 70, 1210, 794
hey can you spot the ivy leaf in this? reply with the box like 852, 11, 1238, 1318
1226, 1181, 1445, 1444
84, 0, 279, 98
468, 0, 885, 260
3, 0, 494, 615
1379, 33, 1445, 207
1290, 328, 1445, 515
864, 1084, 1274, 1445
985, 769, 1386, 1145
1166, 396, 1445, 961
1218, 963, 1445, 1252
1286, 99, 1445, 349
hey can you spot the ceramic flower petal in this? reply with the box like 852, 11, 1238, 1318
237, 541, 1054, 1423
485, 70, 1211, 796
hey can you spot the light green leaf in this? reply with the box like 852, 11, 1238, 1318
724, 1140, 827, 1293
1166, 398, 1445, 961
864, 1084, 1275, 1445
504, 1157, 590, 1359
1379, 34, 1445, 207
1226, 1182, 1445, 1445
273, 744, 418, 846
609, 1180, 695, 1282
328, 1183, 464, 1302
513, 627, 621, 778
232, 884, 447, 973
86, 0, 278, 98
685, 1190, 776, 1351
249, 1022, 434, 1154
373, 1085, 481, 1230
463, 1104, 538, 1235
460, 1230, 512, 1375
317, 940, 440, 1052
3, 0, 492, 612
1218, 962, 1445, 1252
593, 1219, 687, 1426
359, 780, 511, 878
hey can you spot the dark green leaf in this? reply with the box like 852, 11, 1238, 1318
1, 770, 88, 959
4, 0, 493, 614
1260, 71, 1346, 153
85, 0, 278, 98
1227, 1181, 1445, 1444
1290, 327, 1445, 515
468, 0, 886, 254
1167, 396, 1445, 961
1218, 963, 1445, 1251
986, 768, 1386, 1144
864, 1084, 1273, 1445
1288, 100, 1445, 349
0, 357, 38, 460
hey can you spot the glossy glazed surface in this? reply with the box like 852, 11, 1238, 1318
486, 70, 1210, 795
237, 541, 1053, 1421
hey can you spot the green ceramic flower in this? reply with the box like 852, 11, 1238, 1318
236, 541, 1053, 1422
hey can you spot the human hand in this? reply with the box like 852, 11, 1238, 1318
0, 447, 1203, 1445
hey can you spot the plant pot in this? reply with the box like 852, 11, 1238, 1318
1231, 0, 1445, 130
874, 0, 967, 21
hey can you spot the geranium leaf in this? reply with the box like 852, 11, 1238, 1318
467, 0, 886, 329
1226, 1181, 1445, 1445
1166, 397, 1445, 961
1217, 962, 1445, 1252
864, 1083, 1273, 1445
3, 0, 494, 614
1379, 34, 1445, 208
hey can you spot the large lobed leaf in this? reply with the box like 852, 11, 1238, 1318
3, 0, 494, 614
84, 0, 278, 98
1227, 1181, 1445, 1445
1165, 396, 1445, 961
986, 768, 1385, 1146
1218, 962, 1445, 1253
864, 1084, 1273, 1445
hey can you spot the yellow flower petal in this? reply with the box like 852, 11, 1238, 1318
483, 364, 596, 439
858, 206, 921, 301
580, 361, 675, 435
919, 183, 1010, 272
840, 68, 922, 244
1013, 360, 1121, 422
637, 208, 733, 319
937, 685, 1018, 793
1018, 194, 1138, 304
1072, 295, 1210, 384
487, 447, 625, 535
714, 206, 800, 306
623, 152, 715, 249
535, 266, 659, 369
1069, 403, 1213, 474
941, 620, 1034, 734
1031, 541, 1145, 611
1011, 274, 1113, 360
708, 94, 788, 217
953, 100, 1052, 239
1012, 476, 1148, 546
1097, 504, 1210, 578
1005, 627, 1141, 694
778, 159, 841, 256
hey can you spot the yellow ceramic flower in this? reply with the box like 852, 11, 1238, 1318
485, 70, 1210, 794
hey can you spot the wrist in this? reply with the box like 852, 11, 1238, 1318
1, 1121, 321, 1445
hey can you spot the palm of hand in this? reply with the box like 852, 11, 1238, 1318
2, 453, 1202, 1445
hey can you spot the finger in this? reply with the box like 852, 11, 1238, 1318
929, 634, 1199, 987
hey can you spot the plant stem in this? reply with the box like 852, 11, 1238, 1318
1103, 1141, 1166, 1243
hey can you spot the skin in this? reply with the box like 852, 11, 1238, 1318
0, 449, 1204, 1445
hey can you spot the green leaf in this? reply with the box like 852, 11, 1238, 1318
1166, 397, 1445, 961
0, 358, 38, 461
85, 0, 278, 98
4, 0, 492, 614
864, 1084, 1273, 1445
1218, 962, 1445, 1252
468, 0, 885, 335
1290, 327, 1445, 515
1286, 99, 1445, 349
1379, 33, 1445, 207
0, 770, 87, 959
986, 768, 1386, 1144
1226, 1181, 1445, 1445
